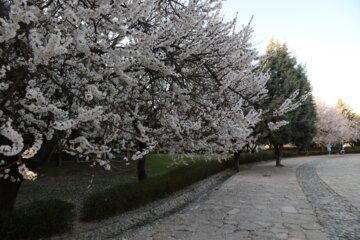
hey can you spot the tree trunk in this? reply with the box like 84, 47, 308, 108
0, 136, 59, 213
56, 152, 62, 167
137, 157, 147, 181
74, 155, 79, 163
135, 139, 148, 181
133, 120, 148, 181
250, 144, 257, 154
39, 137, 58, 163
274, 144, 283, 167
0, 179, 23, 213
233, 150, 242, 172
136, 139, 148, 181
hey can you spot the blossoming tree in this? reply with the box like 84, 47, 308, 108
0, 0, 307, 212
314, 101, 359, 145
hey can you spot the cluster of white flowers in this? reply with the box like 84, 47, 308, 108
268, 121, 289, 131
131, 143, 157, 161
0, 65, 10, 80
18, 164, 37, 181
273, 90, 304, 116
0, 0, 308, 182
0, 82, 9, 90
21, 133, 42, 159
0, 168, 12, 181
0, 18, 19, 42
0, 120, 24, 157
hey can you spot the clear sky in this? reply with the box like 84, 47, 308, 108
221, 0, 360, 113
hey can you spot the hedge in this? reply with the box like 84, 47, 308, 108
81, 157, 233, 221
0, 199, 75, 240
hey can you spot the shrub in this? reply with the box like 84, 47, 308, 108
239, 151, 274, 162
0, 199, 75, 240
81, 158, 232, 221
344, 146, 360, 154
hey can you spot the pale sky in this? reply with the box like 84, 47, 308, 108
221, 0, 360, 113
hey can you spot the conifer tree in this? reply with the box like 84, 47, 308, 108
260, 40, 316, 166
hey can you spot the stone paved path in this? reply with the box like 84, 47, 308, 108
317, 155, 360, 210
315, 154, 360, 239
116, 156, 330, 240
297, 156, 360, 239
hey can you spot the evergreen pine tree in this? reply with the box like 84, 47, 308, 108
261, 40, 316, 166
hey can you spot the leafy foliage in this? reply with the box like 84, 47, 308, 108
260, 40, 316, 149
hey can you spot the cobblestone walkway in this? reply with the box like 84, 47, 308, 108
116, 157, 327, 240
297, 155, 360, 239
317, 155, 360, 210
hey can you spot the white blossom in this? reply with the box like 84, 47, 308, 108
268, 120, 289, 131
18, 164, 37, 181
21, 133, 42, 159
314, 101, 359, 144
0, 120, 24, 156
273, 90, 310, 116
0, 18, 19, 43
0, 65, 9, 79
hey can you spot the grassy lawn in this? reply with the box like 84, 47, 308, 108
15, 154, 177, 210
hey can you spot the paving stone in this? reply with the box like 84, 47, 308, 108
221, 224, 237, 233
223, 220, 238, 225
237, 221, 260, 231
304, 230, 328, 240
275, 232, 289, 239
281, 206, 297, 213
288, 230, 306, 239
227, 208, 240, 215
300, 223, 322, 231
249, 230, 277, 240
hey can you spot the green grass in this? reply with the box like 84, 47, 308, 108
143, 154, 178, 176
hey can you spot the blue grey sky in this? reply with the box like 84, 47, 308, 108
221, 0, 360, 113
